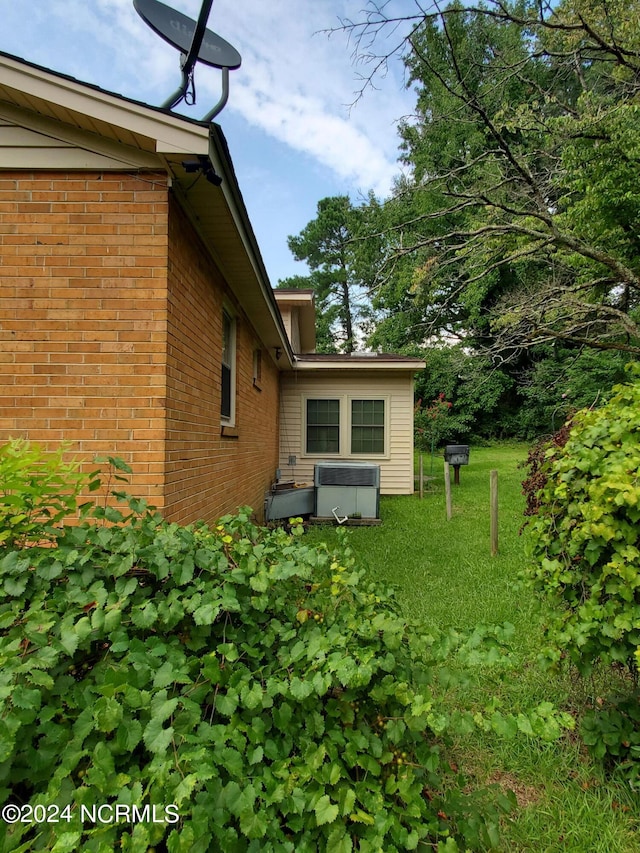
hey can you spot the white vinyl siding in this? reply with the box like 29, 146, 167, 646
0, 114, 160, 170
280, 371, 416, 494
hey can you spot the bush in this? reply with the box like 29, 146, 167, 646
0, 439, 100, 550
524, 368, 640, 783
524, 369, 640, 674
0, 448, 571, 851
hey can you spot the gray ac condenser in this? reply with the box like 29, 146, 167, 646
314, 462, 380, 520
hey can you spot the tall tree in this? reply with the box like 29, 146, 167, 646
280, 196, 375, 353
340, 0, 640, 360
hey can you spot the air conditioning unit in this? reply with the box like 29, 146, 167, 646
314, 462, 380, 520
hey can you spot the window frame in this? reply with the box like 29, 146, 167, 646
252, 347, 262, 390
302, 395, 389, 459
221, 307, 236, 426
350, 398, 386, 455
305, 397, 341, 455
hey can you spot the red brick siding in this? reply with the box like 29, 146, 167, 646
164, 198, 279, 525
0, 171, 170, 505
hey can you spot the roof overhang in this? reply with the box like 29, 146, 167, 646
293, 355, 426, 372
273, 290, 316, 354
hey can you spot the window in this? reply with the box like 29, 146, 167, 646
306, 399, 340, 454
221, 309, 235, 422
351, 399, 385, 454
304, 396, 388, 457
253, 348, 262, 387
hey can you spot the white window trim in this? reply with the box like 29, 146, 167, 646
348, 395, 388, 457
252, 346, 262, 390
303, 395, 343, 457
302, 394, 390, 459
221, 307, 237, 427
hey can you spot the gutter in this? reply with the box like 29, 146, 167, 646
208, 124, 294, 369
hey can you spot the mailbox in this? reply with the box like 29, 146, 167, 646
444, 445, 470, 466
445, 445, 469, 484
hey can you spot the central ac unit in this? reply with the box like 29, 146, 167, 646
314, 462, 380, 520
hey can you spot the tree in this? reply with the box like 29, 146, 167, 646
336, 0, 640, 360
281, 196, 375, 353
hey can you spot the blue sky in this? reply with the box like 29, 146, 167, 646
0, 0, 418, 285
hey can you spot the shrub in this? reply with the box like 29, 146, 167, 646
520, 421, 572, 519
0, 439, 100, 550
524, 369, 640, 675
1, 451, 571, 851
524, 368, 640, 783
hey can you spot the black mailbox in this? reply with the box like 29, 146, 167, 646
445, 445, 470, 466
445, 445, 469, 484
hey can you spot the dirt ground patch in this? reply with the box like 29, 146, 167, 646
488, 771, 541, 808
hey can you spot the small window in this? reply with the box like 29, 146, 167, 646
221, 309, 235, 422
351, 399, 385, 454
253, 348, 262, 387
306, 399, 340, 454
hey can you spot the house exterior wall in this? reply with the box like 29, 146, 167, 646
0, 169, 170, 506
0, 172, 280, 524
164, 198, 279, 525
278, 305, 301, 354
279, 369, 416, 494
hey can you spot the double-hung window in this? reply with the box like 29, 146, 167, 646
305, 397, 386, 456
351, 399, 385, 454
306, 399, 340, 453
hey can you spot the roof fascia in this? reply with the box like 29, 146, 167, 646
293, 358, 426, 371
0, 52, 209, 156
208, 126, 294, 367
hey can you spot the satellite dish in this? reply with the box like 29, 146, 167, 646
134, 0, 241, 119
134, 0, 241, 69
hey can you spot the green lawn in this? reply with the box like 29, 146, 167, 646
306, 443, 640, 852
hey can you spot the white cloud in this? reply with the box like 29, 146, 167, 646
0, 0, 414, 197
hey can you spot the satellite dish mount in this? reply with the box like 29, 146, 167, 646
133, 0, 241, 121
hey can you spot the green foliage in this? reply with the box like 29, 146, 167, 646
581, 693, 640, 788
353, 0, 640, 359
0, 455, 573, 851
281, 196, 375, 353
514, 347, 630, 439
414, 394, 463, 451
412, 345, 516, 442
524, 369, 640, 781
0, 439, 100, 550
524, 369, 640, 676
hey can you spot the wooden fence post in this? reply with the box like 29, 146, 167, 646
490, 469, 499, 555
444, 461, 452, 520
419, 453, 424, 499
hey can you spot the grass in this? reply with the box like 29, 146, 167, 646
305, 443, 640, 852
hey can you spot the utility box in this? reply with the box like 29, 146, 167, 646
314, 462, 380, 521
444, 445, 470, 466
264, 485, 314, 522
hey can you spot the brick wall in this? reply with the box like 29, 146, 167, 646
0, 171, 170, 506
0, 172, 281, 524
164, 198, 280, 525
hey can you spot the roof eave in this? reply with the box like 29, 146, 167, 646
293, 358, 426, 371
